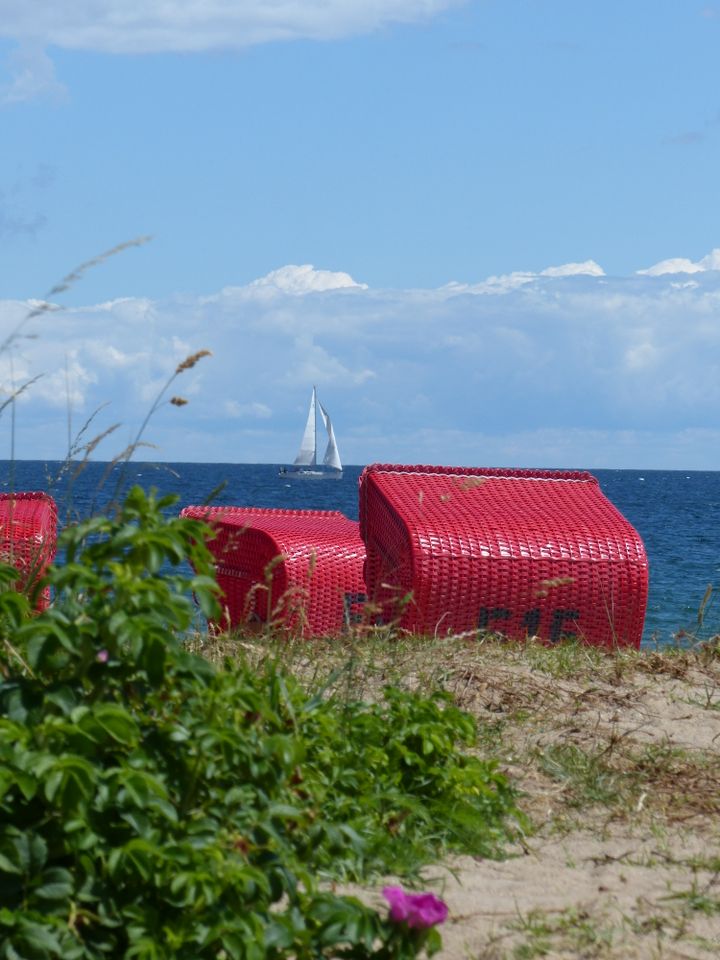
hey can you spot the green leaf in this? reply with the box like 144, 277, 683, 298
32, 868, 74, 903
0, 853, 20, 875
44, 685, 78, 717
263, 918, 295, 950
138, 634, 166, 686
125, 938, 164, 960
267, 804, 304, 820
44, 757, 96, 811
25, 623, 75, 671
12, 771, 39, 802
1, 685, 28, 724
93, 704, 139, 746
0, 830, 47, 876
117, 839, 163, 883
16, 919, 63, 957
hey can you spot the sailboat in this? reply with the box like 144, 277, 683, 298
281, 387, 343, 479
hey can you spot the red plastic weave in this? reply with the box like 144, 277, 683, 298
359, 464, 648, 649
180, 506, 366, 636
0, 492, 58, 609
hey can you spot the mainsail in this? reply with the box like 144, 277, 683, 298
294, 388, 317, 466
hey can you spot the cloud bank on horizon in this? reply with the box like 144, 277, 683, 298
636, 249, 720, 277
2, 249, 719, 470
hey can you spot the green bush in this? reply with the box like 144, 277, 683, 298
298, 685, 519, 878
0, 488, 519, 959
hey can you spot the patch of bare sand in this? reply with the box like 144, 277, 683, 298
356, 642, 720, 958
430, 829, 720, 959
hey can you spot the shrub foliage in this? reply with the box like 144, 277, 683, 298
0, 488, 520, 959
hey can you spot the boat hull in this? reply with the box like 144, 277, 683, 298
279, 467, 343, 480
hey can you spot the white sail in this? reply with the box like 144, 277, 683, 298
293, 387, 317, 466
318, 402, 342, 471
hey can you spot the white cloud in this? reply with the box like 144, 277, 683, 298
0, 43, 66, 105
0, 1, 461, 54
31, 360, 97, 409
0, 351, 96, 410
224, 400, 272, 419
247, 264, 368, 296
540, 259, 605, 279
638, 248, 720, 276
283, 337, 376, 387
86, 297, 158, 321
84, 343, 149, 369
624, 341, 659, 371
442, 259, 605, 295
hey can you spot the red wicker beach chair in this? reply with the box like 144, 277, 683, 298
180, 506, 367, 637
359, 464, 648, 649
0, 492, 58, 610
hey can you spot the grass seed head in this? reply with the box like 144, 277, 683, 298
176, 349, 212, 374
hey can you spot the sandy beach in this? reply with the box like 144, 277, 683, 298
402, 641, 720, 958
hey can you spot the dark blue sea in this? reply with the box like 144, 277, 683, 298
3, 461, 719, 648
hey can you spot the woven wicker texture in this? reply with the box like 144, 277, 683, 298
359, 464, 648, 649
0, 492, 58, 609
180, 506, 366, 636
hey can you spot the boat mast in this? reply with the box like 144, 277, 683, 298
312, 385, 317, 465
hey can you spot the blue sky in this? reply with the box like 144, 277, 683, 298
1, 1, 719, 468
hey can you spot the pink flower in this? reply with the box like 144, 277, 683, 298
382, 886, 448, 929
96, 649, 109, 663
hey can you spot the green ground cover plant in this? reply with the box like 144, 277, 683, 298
0, 487, 520, 959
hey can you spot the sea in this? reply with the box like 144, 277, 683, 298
2, 460, 719, 648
